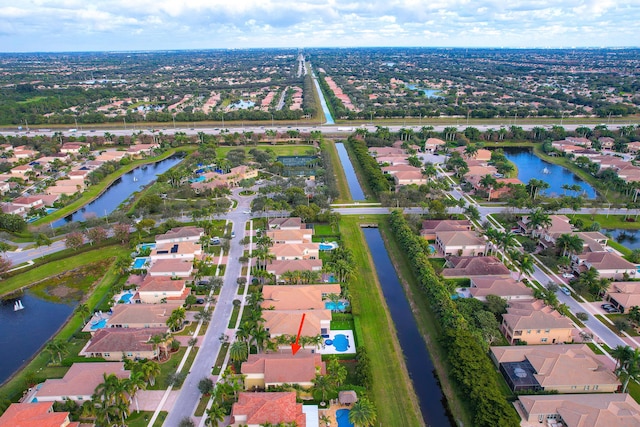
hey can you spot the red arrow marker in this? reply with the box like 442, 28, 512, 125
291, 313, 306, 355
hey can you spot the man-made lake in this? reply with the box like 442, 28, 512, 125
52, 156, 182, 227
363, 228, 452, 426
604, 228, 640, 250
0, 293, 75, 385
405, 84, 441, 98
502, 147, 597, 199
335, 143, 365, 201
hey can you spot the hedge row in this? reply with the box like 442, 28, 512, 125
346, 136, 391, 195
388, 210, 520, 427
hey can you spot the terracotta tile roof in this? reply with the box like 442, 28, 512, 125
266, 229, 313, 243
491, 344, 619, 389
269, 243, 319, 258
148, 259, 193, 274
266, 259, 323, 276
470, 276, 534, 299
0, 402, 71, 427
155, 226, 204, 242
443, 256, 510, 277
263, 309, 331, 337
232, 392, 306, 426
503, 300, 573, 331
139, 276, 186, 292
268, 217, 303, 229
381, 164, 421, 174
436, 230, 485, 247
85, 327, 167, 354
261, 284, 341, 310
241, 352, 325, 385
578, 251, 636, 271
108, 303, 182, 326
151, 241, 201, 257
36, 362, 130, 399
518, 393, 640, 427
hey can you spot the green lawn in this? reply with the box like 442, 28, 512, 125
126, 410, 167, 427
0, 245, 126, 297
212, 342, 230, 375
215, 144, 317, 157
324, 140, 352, 203
572, 214, 640, 231
340, 216, 424, 427
148, 347, 188, 390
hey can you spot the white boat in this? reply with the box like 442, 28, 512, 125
14, 300, 24, 311
542, 167, 550, 174
133, 176, 138, 182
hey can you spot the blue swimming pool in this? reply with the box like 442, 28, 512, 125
90, 319, 107, 330
428, 244, 437, 254
325, 301, 349, 311
132, 257, 150, 269
45, 208, 57, 214
319, 241, 339, 251
189, 175, 205, 183
336, 409, 353, 427
138, 243, 156, 251
326, 334, 350, 352
120, 292, 134, 303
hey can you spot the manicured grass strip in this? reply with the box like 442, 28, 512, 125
378, 220, 475, 427
340, 216, 424, 427
227, 305, 240, 328
325, 140, 351, 203
212, 342, 230, 376
126, 410, 167, 427
0, 245, 126, 297
32, 147, 190, 227
215, 145, 317, 157
194, 393, 210, 416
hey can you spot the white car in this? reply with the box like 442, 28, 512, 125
562, 273, 574, 279
560, 287, 571, 296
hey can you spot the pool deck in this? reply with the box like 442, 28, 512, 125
320, 404, 354, 427
319, 330, 356, 355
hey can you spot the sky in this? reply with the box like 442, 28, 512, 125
0, 0, 639, 52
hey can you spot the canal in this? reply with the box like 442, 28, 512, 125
335, 143, 366, 201
52, 156, 182, 227
502, 147, 597, 198
310, 65, 335, 125
0, 293, 75, 385
363, 228, 452, 427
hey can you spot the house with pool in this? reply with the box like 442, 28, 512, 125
266, 228, 313, 244
0, 402, 79, 427
442, 255, 511, 278
270, 243, 320, 261
149, 241, 202, 261
572, 251, 637, 281
29, 362, 130, 403
268, 217, 303, 230
501, 300, 575, 345
261, 284, 341, 311
155, 226, 204, 245
106, 303, 182, 329
133, 275, 190, 304
265, 259, 323, 283
434, 230, 485, 257
148, 259, 194, 277
467, 275, 534, 301
241, 352, 325, 390
81, 327, 167, 361
231, 392, 307, 427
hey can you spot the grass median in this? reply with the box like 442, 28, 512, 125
340, 216, 424, 427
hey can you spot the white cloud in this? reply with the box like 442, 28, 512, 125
0, 0, 638, 51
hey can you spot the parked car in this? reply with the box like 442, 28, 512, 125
562, 273, 574, 279
605, 308, 620, 314
231, 231, 235, 238
601, 303, 614, 310
560, 287, 571, 296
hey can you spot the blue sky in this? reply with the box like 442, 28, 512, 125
1, 0, 638, 52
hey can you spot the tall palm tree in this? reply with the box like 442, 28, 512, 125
311, 374, 334, 405
252, 324, 270, 353
497, 231, 517, 260
616, 348, 640, 393
528, 208, 552, 235
45, 339, 68, 364
518, 255, 535, 280
348, 397, 377, 427
76, 303, 91, 325
229, 340, 249, 364
479, 174, 498, 201
205, 404, 226, 427
126, 371, 147, 413
136, 359, 161, 386
556, 233, 584, 257
612, 345, 633, 370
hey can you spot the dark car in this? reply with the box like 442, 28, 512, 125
195, 298, 205, 304
601, 303, 614, 310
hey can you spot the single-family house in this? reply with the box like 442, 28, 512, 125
12, 196, 44, 210
270, 243, 320, 260
231, 392, 306, 427
261, 284, 341, 311
106, 303, 182, 329
421, 219, 472, 240
375, 155, 409, 166
605, 281, 640, 313
435, 230, 485, 257
599, 137, 615, 150
442, 256, 511, 278
552, 141, 583, 154
127, 143, 159, 157
32, 362, 130, 402
469, 276, 534, 301
268, 217, 303, 230
0, 402, 80, 427
266, 228, 313, 244
424, 137, 445, 153
1, 202, 26, 217
381, 164, 421, 175
263, 309, 331, 338
60, 143, 88, 154
81, 327, 167, 361
572, 251, 637, 280
149, 241, 202, 261
67, 169, 91, 182
490, 344, 619, 393
134, 276, 190, 304
10, 164, 34, 178
514, 393, 640, 427
155, 226, 204, 244
501, 299, 575, 345
566, 137, 592, 147
393, 170, 428, 186
265, 259, 323, 283
241, 352, 325, 390
148, 259, 194, 277
368, 146, 405, 157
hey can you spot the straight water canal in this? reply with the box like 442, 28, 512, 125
363, 228, 452, 427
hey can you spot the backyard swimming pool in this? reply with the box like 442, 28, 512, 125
319, 241, 339, 251
336, 409, 353, 427
90, 319, 107, 330
132, 257, 150, 269
119, 291, 134, 303
138, 243, 156, 251
325, 301, 349, 311
325, 334, 350, 352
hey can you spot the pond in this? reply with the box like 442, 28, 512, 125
363, 228, 452, 426
603, 228, 640, 250
405, 84, 441, 98
0, 292, 75, 385
52, 156, 182, 227
335, 143, 365, 201
501, 147, 597, 199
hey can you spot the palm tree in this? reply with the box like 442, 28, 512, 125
518, 255, 535, 280
45, 339, 68, 364
252, 324, 270, 353
556, 233, 584, 257
167, 307, 186, 332
528, 208, 552, 235
616, 348, 640, 393
479, 174, 498, 201
348, 397, 377, 427
497, 231, 517, 260
612, 345, 633, 370
76, 303, 91, 325
311, 374, 334, 405
126, 371, 147, 413
483, 227, 501, 256
136, 359, 161, 386
205, 403, 226, 427
229, 340, 249, 364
